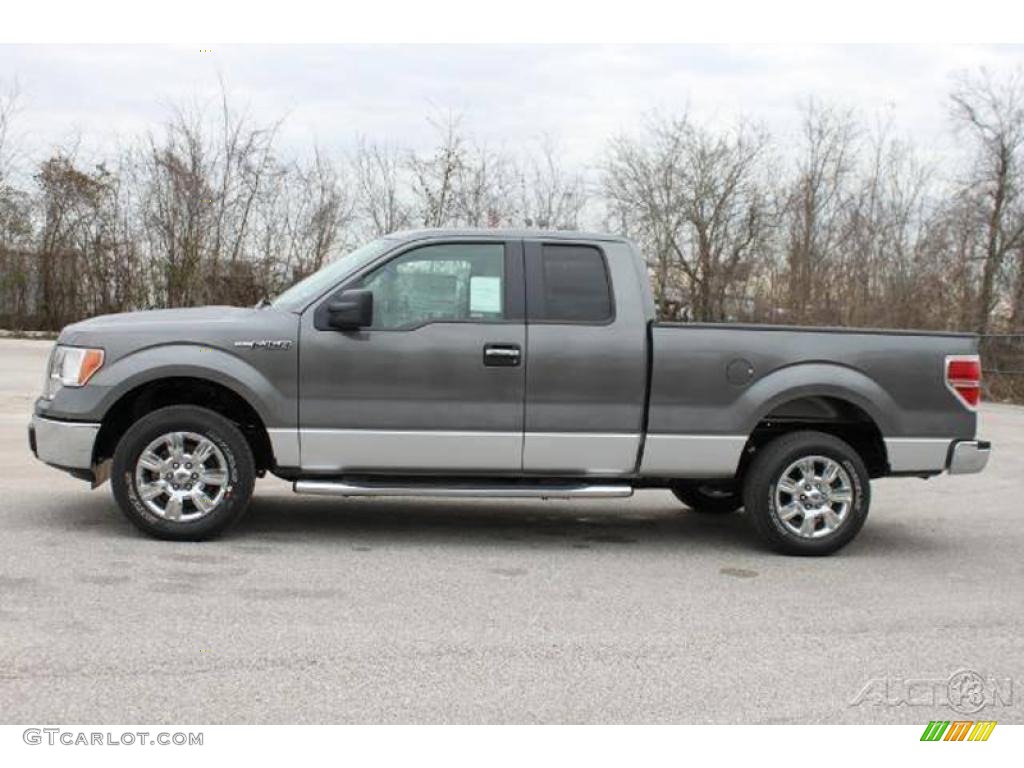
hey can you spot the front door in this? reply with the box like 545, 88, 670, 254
298, 238, 526, 473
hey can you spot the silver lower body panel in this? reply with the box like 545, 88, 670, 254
522, 432, 640, 475
884, 438, 952, 472
267, 428, 301, 468
638, 434, 747, 478
296, 429, 642, 475
299, 429, 522, 472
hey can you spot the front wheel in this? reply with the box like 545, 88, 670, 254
742, 430, 870, 556
111, 405, 255, 541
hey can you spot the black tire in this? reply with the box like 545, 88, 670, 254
742, 430, 870, 556
671, 482, 743, 514
111, 405, 255, 541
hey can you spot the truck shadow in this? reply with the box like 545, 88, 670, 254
39, 490, 941, 558
238, 493, 757, 552
233, 494, 934, 557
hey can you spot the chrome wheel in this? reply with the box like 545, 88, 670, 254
773, 455, 853, 539
133, 431, 229, 522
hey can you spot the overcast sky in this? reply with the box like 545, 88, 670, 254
1, 44, 1022, 173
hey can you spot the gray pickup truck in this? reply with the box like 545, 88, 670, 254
29, 229, 990, 554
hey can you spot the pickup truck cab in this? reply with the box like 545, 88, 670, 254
29, 229, 991, 554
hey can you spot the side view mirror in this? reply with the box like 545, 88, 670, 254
327, 289, 374, 330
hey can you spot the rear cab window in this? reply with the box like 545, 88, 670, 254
528, 243, 614, 323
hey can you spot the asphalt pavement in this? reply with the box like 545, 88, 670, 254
1, 338, 1021, 724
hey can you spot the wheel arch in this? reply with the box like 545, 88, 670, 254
93, 376, 275, 473
736, 364, 895, 479
739, 394, 889, 478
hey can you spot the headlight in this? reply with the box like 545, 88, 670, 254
42, 345, 104, 400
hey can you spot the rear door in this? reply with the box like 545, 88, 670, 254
298, 237, 527, 473
522, 239, 648, 475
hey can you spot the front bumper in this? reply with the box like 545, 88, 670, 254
947, 439, 991, 475
28, 415, 100, 472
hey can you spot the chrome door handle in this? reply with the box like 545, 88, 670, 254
483, 344, 521, 367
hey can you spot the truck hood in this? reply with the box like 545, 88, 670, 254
61, 306, 265, 337
57, 305, 300, 362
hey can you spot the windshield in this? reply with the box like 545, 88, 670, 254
271, 238, 396, 311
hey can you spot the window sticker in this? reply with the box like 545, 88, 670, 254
470, 276, 502, 315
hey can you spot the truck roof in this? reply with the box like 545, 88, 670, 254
386, 228, 631, 243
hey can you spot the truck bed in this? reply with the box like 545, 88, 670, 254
648, 322, 978, 440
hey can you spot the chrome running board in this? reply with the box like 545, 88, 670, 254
293, 480, 634, 499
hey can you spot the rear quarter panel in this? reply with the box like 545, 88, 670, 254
647, 324, 979, 440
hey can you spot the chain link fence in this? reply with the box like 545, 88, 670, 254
980, 334, 1024, 404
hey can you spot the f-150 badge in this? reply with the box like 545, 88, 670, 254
233, 340, 293, 351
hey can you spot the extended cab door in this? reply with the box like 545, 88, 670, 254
522, 239, 648, 475
298, 238, 526, 473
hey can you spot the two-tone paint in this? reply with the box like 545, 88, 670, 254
31, 228, 988, 484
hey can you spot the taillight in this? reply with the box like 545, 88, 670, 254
946, 355, 981, 410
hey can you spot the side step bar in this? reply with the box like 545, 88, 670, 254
293, 480, 634, 499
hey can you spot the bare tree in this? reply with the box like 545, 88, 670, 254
351, 137, 410, 236
211, 90, 283, 286
3, 68, 1024, 344
950, 68, 1024, 333
840, 120, 936, 328
0, 83, 46, 327
138, 89, 282, 306
408, 111, 465, 228
407, 112, 519, 229
31, 148, 144, 328
0, 79, 19, 184
520, 135, 587, 230
920, 193, 984, 330
782, 100, 858, 324
266, 147, 355, 287
295, 147, 354, 272
604, 113, 772, 321
452, 140, 517, 227
137, 105, 211, 307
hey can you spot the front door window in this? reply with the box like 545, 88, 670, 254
356, 243, 506, 330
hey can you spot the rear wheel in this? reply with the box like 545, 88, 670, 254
111, 405, 255, 540
671, 482, 743, 514
742, 430, 870, 556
